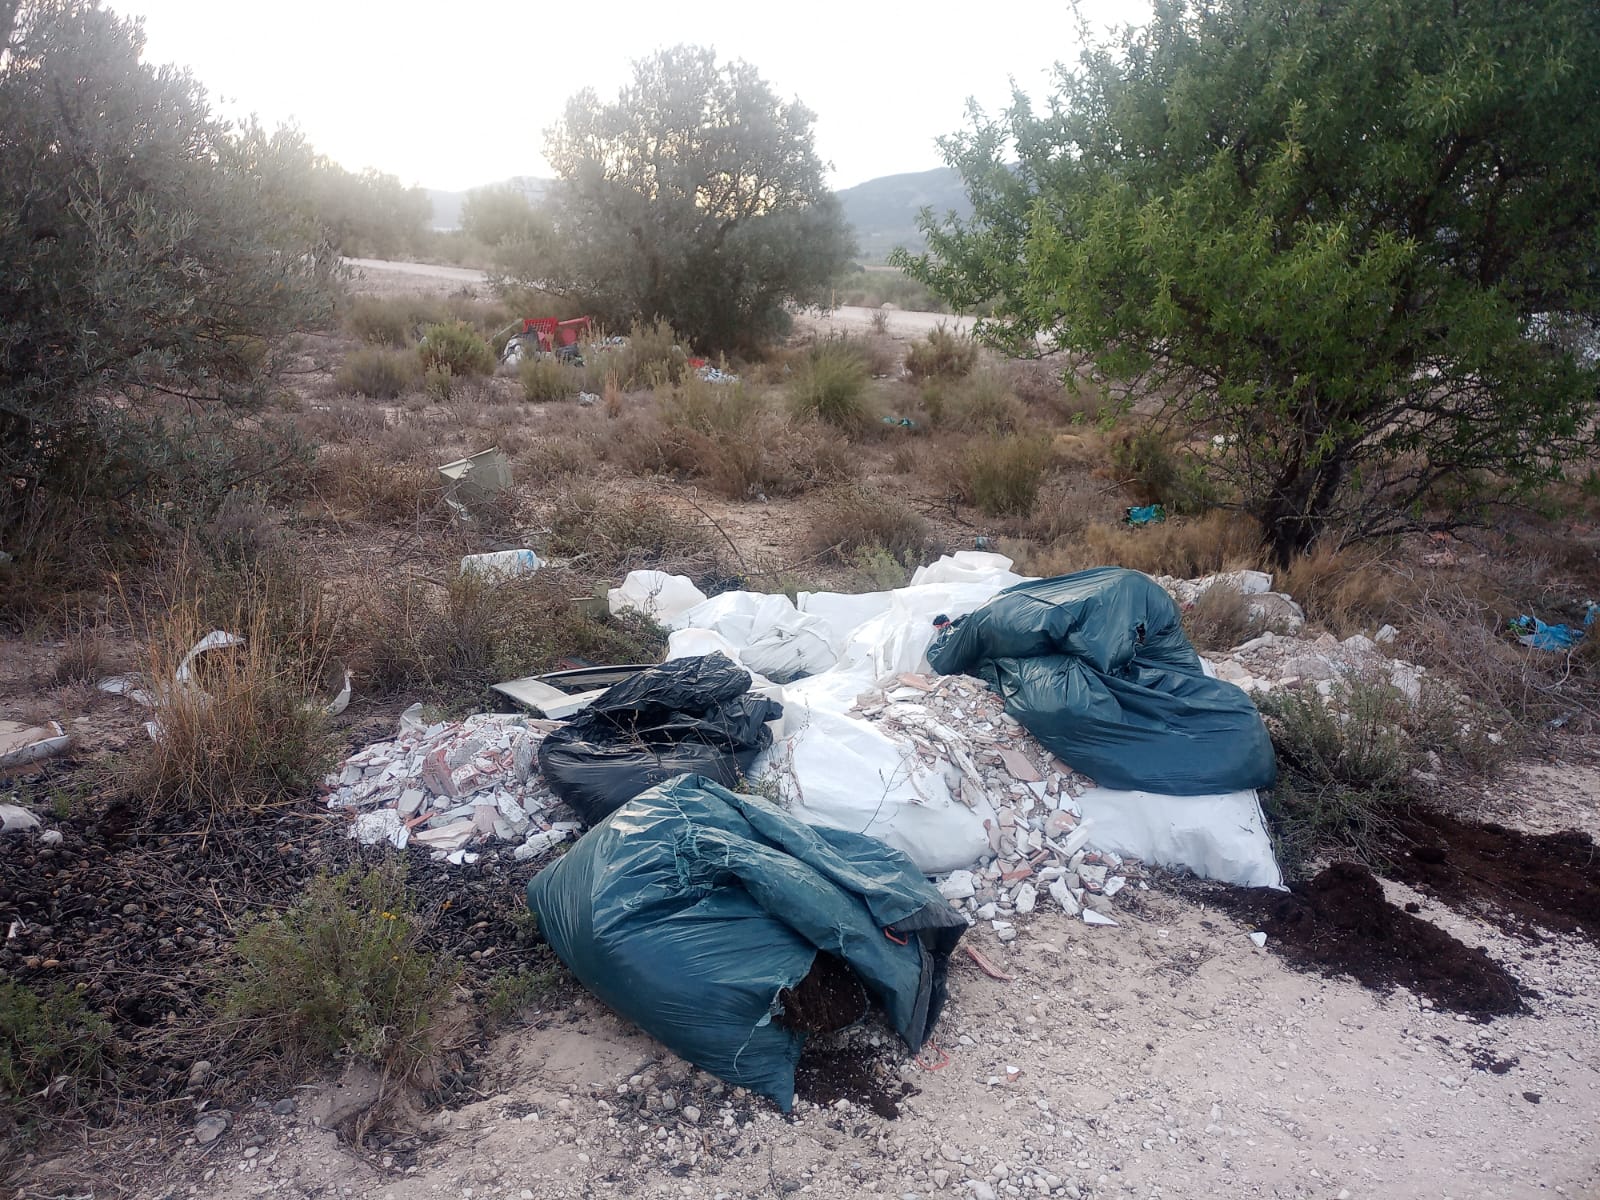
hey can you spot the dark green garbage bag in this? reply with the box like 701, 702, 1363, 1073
525, 774, 966, 1111
927, 566, 1276, 794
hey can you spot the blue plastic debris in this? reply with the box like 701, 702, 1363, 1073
1510, 603, 1598, 651
882, 415, 917, 429
1125, 504, 1167, 526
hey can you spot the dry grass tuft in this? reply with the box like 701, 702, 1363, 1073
959, 436, 1053, 517
904, 325, 978, 379
1277, 544, 1414, 635
1181, 582, 1263, 651
806, 485, 943, 564
788, 340, 874, 432
333, 348, 419, 400
311, 445, 441, 524
1014, 510, 1263, 579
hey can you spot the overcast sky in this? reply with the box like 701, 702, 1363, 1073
122, 0, 1150, 193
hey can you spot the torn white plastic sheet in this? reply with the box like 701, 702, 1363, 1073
0, 720, 70, 768
636, 552, 1284, 889
669, 591, 837, 682
461, 549, 543, 580
608, 570, 707, 624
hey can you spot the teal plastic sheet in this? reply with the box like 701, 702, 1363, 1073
525, 775, 966, 1111
927, 567, 1276, 794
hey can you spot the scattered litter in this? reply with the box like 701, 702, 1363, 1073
1124, 504, 1166, 526
438, 448, 511, 505
0, 720, 70, 768
576, 391, 599, 406
882, 415, 917, 429
1510, 603, 1597, 651
460, 549, 543, 580
695, 364, 739, 383
491, 677, 605, 719
0, 803, 41, 835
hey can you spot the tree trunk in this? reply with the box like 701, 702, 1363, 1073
1256, 456, 1347, 567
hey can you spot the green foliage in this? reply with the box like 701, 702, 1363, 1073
1110, 428, 1224, 516
0, 982, 114, 1157
485, 967, 559, 1022
961, 436, 1052, 517
418, 322, 496, 378
523, 45, 856, 352
224, 865, 459, 1076
834, 267, 953, 313
614, 319, 688, 388
0, 1, 337, 539
335, 348, 419, 399
461, 182, 549, 247
518, 356, 580, 402
788, 341, 873, 430
904, 325, 978, 379
903, 0, 1600, 563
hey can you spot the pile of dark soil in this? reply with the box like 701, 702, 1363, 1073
794, 1039, 916, 1120
0, 769, 556, 1115
1384, 809, 1600, 942
1216, 862, 1524, 1017
777, 952, 869, 1036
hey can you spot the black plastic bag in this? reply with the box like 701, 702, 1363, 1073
526, 774, 966, 1111
538, 653, 783, 825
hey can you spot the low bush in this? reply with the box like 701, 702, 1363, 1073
519, 356, 581, 402
334, 347, 419, 399
224, 864, 459, 1079
904, 325, 978, 379
613, 319, 685, 389
1277, 545, 1413, 636
1110, 427, 1223, 515
788, 341, 873, 432
1180, 582, 1263, 651
348, 571, 668, 702
960, 436, 1053, 517
311, 444, 440, 524
343, 295, 449, 347
936, 371, 1026, 434
48, 624, 108, 687
807, 485, 941, 564
544, 488, 719, 574
116, 581, 340, 818
1015, 510, 1264, 580
419, 322, 496, 378
0, 982, 114, 1164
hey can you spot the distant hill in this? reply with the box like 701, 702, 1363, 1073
426, 177, 551, 231
835, 167, 970, 262
423, 167, 970, 260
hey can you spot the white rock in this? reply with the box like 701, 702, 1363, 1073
1248, 931, 1267, 948
1082, 910, 1117, 926
1374, 624, 1398, 644
1014, 883, 1037, 915
939, 870, 977, 901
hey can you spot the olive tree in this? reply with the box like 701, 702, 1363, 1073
0, 0, 336, 534
901, 0, 1600, 562
520, 45, 854, 352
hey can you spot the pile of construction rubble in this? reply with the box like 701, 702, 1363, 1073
850, 672, 1145, 932
321, 710, 579, 864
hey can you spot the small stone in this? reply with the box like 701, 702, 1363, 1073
1248, 931, 1267, 948
681, 1105, 701, 1123
187, 1060, 213, 1089
939, 871, 977, 901
242, 1147, 259, 1160
1082, 910, 1117, 926
1013, 883, 1037, 916
193, 1112, 230, 1145
968, 1183, 997, 1200
941, 1143, 963, 1164
933, 1169, 951, 1188
976, 903, 998, 921
272, 1098, 296, 1115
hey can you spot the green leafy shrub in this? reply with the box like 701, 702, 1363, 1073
788, 341, 873, 431
904, 325, 978, 379
519, 356, 580, 402
960, 436, 1052, 517
1, 983, 114, 1163
616, 319, 687, 388
418, 322, 496, 378
1110, 427, 1223, 515
343, 295, 449, 346
224, 865, 459, 1077
334, 347, 418, 399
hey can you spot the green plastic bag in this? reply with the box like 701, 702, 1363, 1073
526, 775, 966, 1111
928, 567, 1276, 794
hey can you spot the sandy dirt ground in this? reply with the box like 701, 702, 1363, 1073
122, 763, 1599, 1200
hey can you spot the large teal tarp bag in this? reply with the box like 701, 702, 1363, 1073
927, 566, 1276, 794
525, 774, 965, 1111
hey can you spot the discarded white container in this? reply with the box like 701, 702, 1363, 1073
608, 570, 707, 623
460, 549, 543, 580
